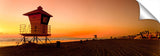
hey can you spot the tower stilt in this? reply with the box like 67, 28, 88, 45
23, 36, 26, 43
36, 36, 38, 43
33, 36, 35, 43
45, 36, 47, 43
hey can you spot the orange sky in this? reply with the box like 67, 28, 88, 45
0, 0, 159, 38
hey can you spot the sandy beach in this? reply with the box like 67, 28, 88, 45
0, 39, 159, 56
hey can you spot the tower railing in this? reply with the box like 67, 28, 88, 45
20, 24, 51, 34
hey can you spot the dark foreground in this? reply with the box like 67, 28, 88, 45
0, 39, 159, 56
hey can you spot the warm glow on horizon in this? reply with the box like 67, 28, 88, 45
0, 0, 159, 38
0, 28, 3, 32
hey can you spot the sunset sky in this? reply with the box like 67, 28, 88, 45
0, 0, 159, 38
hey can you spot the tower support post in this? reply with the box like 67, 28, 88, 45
23, 36, 26, 43
33, 36, 35, 43
45, 36, 47, 43
36, 36, 38, 43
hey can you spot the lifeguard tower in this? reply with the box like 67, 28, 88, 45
20, 6, 52, 44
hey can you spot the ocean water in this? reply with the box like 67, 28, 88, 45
0, 37, 92, 47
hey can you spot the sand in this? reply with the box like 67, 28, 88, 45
0, 39, 159, 56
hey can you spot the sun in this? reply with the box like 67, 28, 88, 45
0, 28, 3, 33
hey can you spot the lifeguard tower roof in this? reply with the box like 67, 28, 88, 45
23, 6, 53, 17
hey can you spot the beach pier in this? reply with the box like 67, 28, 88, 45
19, 6, 53, 44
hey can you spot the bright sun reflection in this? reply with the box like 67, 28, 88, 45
0, 28, 2, 32
0, 27, 5, 33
